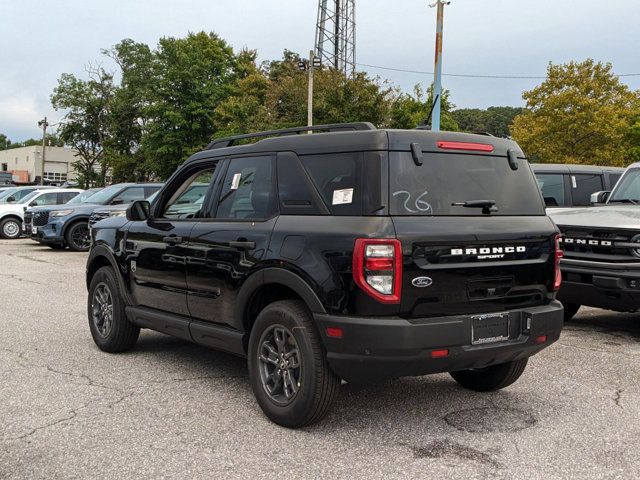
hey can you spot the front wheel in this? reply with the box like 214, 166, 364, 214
450, 358, 528, 392
88, 266, 139, 352
0, 218, 22, 239
248, 300, 340, 428
65, 221, 91, 251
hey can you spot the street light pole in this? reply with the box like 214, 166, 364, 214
430, 0, 450, 132
37, 117, 49, 184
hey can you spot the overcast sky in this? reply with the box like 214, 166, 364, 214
1, 0, 639, 141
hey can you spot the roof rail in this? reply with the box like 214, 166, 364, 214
206, 122, 377, 150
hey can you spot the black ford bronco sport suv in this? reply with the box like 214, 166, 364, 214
86, 123, 564, 427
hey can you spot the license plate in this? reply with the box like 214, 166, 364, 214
31, 226, 37, 235
472, 313, 510, 345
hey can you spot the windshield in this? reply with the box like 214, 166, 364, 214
0, 188, 18, 202
81, 184, 126, 205
609, 168, 640, 203
19, 191, 41, 204
390, 152, 545, 216
67, 188, 102, 204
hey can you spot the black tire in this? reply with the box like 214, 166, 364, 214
450, 358, 528, 392
65, 221, 91, 252
87, 266, 139, 353
0, 217, 22, 239
47, 244, 66, 250
248, 300, 340, 428
563, 303, 581, 322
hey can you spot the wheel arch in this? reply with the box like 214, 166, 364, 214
85, 245, 134, 304
236, 267, 327, 346
61, 216, 90, 237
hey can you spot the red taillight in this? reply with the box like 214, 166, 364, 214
534, 335, 547, 344
353, 238, 402, 304
436, 141, 494, 152
553, 234, 563, 292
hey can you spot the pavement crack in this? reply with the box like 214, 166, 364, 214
613, 388, 623, 408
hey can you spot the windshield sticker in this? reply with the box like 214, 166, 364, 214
393, 190, 432, 214
231, 173, 242, 190
332, 188, 354, 205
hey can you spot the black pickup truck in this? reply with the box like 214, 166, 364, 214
85, 123, 564, 427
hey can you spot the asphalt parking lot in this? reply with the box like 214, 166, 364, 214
1, 238, 639, 479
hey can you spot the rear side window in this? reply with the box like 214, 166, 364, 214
571, 174, 603, 206
216, 156, 276, 220
536, 174, 565, 207
58, 192, 79, 204
390, 152, 545, 216
301, 153, 362, 215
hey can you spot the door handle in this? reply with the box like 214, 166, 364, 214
229, 240, 256, 250
162, 236, 183, 245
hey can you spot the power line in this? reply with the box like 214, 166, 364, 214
356, 62, 640, 79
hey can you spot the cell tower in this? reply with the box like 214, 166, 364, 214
314, 0, 356, 77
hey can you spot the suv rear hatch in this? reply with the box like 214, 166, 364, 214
388, 134, 558, 319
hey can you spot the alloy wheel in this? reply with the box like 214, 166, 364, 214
257, 325, 302, 406
91, 282, 114, 337
71, 223, 91, 250
2, 220, 20, 238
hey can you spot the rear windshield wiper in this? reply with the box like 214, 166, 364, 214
451, 199, 498, 215
608, 198, 639, 205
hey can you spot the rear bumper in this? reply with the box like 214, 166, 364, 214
558, 260, 640, 312
314, 301, 563, 382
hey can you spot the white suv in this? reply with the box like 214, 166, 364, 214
0, 188, 83, 239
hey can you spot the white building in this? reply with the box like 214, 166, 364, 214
0, 145, 78, 184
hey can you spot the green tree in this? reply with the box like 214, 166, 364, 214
511, 59, 639, 166
51, 65, 115, 187
387, 84, 458, 130
0, 134, 10, 150
451, 106, 523, 137
142, 32, 237, 179
7, 135, 65, 148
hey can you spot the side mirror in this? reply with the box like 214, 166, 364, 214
30, 201, 38, 207
6, 196, 15, 203
590, 191, 610, 205
126, 200, 151, 221
111, 197, 124, 205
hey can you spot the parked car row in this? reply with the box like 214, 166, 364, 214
0, 183, 162, 246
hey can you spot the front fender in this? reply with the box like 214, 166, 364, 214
86, 243, 135, 306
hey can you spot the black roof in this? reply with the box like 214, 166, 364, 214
187, 123, 526, 165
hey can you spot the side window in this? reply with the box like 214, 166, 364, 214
144, 186, 161, 199
609, 173, 622, 189
58, 192, 78, 204
536, 174, 565, 207
216, 156, 276, 220
113, 187, 146, 204
16, 189, 36, 201
300, 153, 362, 215
572, 174, 604, 206
162, 168, 215, 219
32, 192, 58, 206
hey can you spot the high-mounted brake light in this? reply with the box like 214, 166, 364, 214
353, 238, 402, 304
553, 234, 564, 292
436, 141, 494, 152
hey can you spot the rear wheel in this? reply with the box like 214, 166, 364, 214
563, 303, 581, 322
88, 266, 139, 352
65, 221, 91, 251
0, 218, 22, 239
248, 300, 340, 428
450, 358, 528, 392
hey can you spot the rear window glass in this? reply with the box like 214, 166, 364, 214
390, 152, 545, 216
571, 174, 603, 206
301, 153, 362, 215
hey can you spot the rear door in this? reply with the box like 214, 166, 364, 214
184, 155, 277, 328
126, 163, 219, 316
389, 150, 557, 319
570, 173, 604, 206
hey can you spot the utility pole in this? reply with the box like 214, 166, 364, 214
308, 50, 315, 127
37, 117, 49, 184
430, 0, 450, 131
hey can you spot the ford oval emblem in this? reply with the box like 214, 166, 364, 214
412, 276, 433, 288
